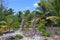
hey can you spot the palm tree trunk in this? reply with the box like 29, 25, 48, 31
8, 26, 11, 32
30, 13, 37, 35
20, 18, 26, 31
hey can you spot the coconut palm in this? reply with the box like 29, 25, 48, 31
45, 0, 60, 26
37, 0, 60, 27
5, 15, 14, 31
20, 9, 31, 31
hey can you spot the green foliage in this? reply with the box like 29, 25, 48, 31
0, 0, 60, 36
55, 31, 58, 35
0, 21, 7, 33
12, 22, 20, 31
0, 21, 7, 25
5, 15, 20, 30
42, 30, 50, 37
8, 8, 14, 15
38, 23, 46, 31
17, 11, 23, 22
12, 16, 20, 30
27, 13, 33, 21
5, 15, 14, 25
25, 21, 31, 28
38, 22, 50, 37
24, 9, 30, 16
37, 0, 60, 26
15, 34, 23, 39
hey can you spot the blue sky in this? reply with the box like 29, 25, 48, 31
5, 0, 39, 12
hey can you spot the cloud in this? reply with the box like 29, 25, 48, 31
34, 2, 38, 7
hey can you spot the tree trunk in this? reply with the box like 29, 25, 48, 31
30, 13, 37, 35
20, 19, 26, 31
8, 26, 11, 32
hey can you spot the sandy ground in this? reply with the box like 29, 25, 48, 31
0, 29, 60, 40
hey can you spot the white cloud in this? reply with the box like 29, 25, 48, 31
34, 2, 38, 7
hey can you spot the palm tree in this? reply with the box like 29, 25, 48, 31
37, 0, 60, 27
45, 0, 60, 26
5, 15, 14, 31
35, 0, 49, 27
20, 9, 30, 31
5, 15, 20, 31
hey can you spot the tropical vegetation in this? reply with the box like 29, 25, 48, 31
0, 0, 60, 37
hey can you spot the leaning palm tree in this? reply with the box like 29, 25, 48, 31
20, 15, 26, 31
20, 10, 30, 31
29, 11, 37, 35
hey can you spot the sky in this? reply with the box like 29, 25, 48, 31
5, 0, 39, 12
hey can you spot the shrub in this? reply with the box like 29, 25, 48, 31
55, 31, 58, 35
15, 34, 23, 39
38, 23, 46, 31
40, 29, 46, 33
38, 23, 50, 37
12, 22, 20, 31
43, 31, 50, 37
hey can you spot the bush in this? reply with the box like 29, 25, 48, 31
40, 29, 46, 33
12, 22, 20, 31
38, 23, 46, 31
15, 34, 23, 39
38, 23, 50, 37
42, 31, 50, 37
55, 31, 58, 35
